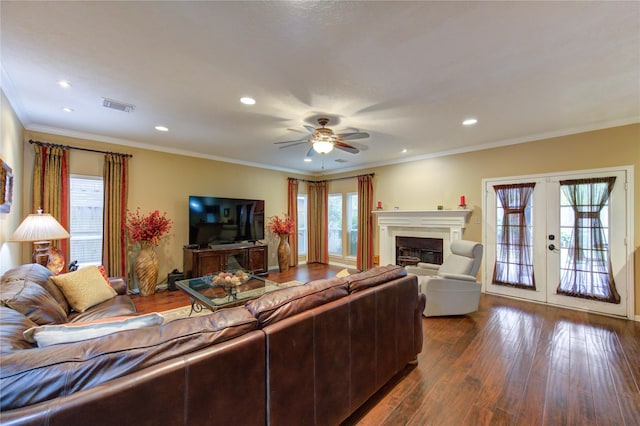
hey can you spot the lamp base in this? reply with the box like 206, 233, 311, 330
32, 241, 65, 274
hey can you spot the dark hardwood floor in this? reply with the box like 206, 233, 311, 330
132, 264, 640, 426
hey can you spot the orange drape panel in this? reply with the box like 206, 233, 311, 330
103, 154, 128, 277
307, 181, 328, 263
357, 175, 374, 270
287, 178, 299, 267
32, 145, 69, 266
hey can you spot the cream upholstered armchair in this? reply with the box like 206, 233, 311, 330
405, 240, 483, 317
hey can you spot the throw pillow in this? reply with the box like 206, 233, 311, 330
23, 313, 164, 347
50, 266, 118, 313
336, 268, 351, 278
97, 265, 110, 284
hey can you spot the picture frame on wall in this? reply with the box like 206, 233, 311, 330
0, 158, 14, 213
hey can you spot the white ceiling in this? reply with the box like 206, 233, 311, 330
2, 1, 639, 174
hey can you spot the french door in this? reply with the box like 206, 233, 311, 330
483, 168, 631, 318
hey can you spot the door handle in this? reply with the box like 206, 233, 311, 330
548, 244, 556, 251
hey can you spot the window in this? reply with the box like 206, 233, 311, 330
346, 192, 358, 257
297, 194, 307, 255
327, 192, 359, 260
328, 194, 343, 255
69, 175, 103, 267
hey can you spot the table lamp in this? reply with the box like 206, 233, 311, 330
9, 209, 70, 268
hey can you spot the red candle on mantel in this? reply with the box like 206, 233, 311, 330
377, 201, 382, 209
460, 195, 466, 206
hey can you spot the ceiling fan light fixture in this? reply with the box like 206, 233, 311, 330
313, 140, 334, 154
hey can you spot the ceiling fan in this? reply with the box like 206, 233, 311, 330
274, 118, 369, 156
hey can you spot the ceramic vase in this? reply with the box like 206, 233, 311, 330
135, 242, 159, 296
277, 234, 291, 272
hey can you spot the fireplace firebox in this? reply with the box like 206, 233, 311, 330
395, 236, 443, 266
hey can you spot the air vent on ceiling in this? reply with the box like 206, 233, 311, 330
335, 159, 348, 163
102, 98, 135, 113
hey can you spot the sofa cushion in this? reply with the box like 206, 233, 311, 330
1, 263, 70, 314
68, 296, 137, 322
347, 264, 407, 293
0, 307, 258, 411
245, 276, 348, 326
0, 280, 68, 325
24, 313, 165, 347
0, 306, 37, 353
50, 266, 117, 313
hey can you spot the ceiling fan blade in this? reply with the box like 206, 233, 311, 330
334, 141, 359, 154
306, 146, 316, 157
337, 132, 370, 141
278, 141, 309, 149
274, 138, 310, 145
287, 128, 308, 134
303, 125, 316, 133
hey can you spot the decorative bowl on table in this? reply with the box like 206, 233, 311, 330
208, 270, 250, 300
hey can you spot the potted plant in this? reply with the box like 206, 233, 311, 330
267, 214, 295, 272
126, 208, 173, 296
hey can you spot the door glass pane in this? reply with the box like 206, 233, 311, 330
492, 183, 536, 289
557, 177, 619, 303
328, 194, 342, 255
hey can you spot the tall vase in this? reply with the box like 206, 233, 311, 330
277, 234, 291, 272
135, 242, 159, 296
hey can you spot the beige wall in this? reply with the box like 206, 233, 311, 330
0, 91, 24, 274
23, 130, 295, 286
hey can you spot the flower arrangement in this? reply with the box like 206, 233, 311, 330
266, 214, 295, 236
126, 208, 173, 246
212, 270, 249, 287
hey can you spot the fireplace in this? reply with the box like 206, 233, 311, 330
396, 236, 443, 266
373, 209, 471, 266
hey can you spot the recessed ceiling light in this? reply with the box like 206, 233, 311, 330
304, 158, 312, 162
240, 97, 256, 105
58, 80, 71, 88
462, 118, 478, 126
62, 107, 73, 113
155, 125, 169, 132
401, 148, 408, 153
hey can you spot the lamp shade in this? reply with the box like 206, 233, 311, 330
9, 210, 70, 242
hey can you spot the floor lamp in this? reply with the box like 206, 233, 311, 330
9, 209, 70, 273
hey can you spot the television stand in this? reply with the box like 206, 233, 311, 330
183, 243, 268, 278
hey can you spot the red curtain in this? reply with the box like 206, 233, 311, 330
287, 178, 299, 267
32, 145, 69, 268
357, 175, 373, 270
307, 181, 328, 263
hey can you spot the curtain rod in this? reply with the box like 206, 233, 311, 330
29, 140, 133, 158
288, 173, 374, 184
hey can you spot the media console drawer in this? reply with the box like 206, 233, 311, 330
183, 244, 268, 278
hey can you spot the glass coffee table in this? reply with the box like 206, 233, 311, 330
176, 270, 290, 315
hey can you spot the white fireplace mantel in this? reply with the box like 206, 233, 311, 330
372, 210, 472, 266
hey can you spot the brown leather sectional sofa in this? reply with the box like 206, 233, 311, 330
0, 264, 425, 425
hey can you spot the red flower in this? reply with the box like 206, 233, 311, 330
266, 214, 295, 236
126, 208, 173, 246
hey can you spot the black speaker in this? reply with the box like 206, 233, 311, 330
167, 270, 184, 291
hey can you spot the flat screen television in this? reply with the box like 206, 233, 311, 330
189, 196, 265, 248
